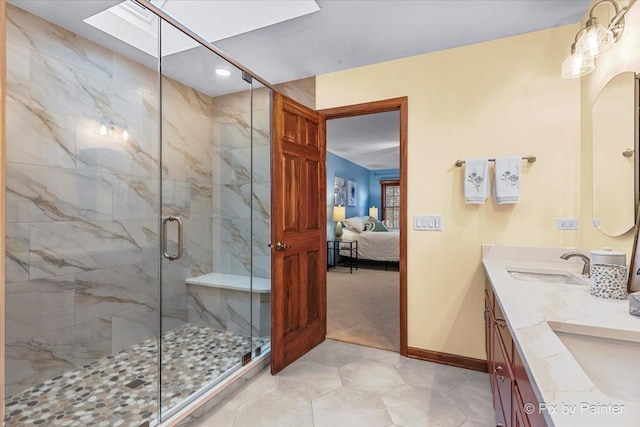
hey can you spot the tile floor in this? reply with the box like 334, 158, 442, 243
189, 339, 496, 427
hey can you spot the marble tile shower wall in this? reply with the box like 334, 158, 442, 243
207, 79, 314, 280
160, 75, 216, 335
207, 78, 314, 281
211, 89, 271, 280
3, 4, 221, 395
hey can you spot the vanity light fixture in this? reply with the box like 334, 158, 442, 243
562, 38, 595, 79
562, 0, 627, 79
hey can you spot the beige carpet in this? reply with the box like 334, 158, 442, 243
327, 268, 400, 352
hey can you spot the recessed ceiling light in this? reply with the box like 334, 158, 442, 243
215, 69, 232, 77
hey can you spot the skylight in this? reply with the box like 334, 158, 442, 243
84, 0, 320, 57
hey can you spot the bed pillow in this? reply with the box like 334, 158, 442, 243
363, 220, 375, 232
364, 216, 389, 232
343, 216, 365, 233
373, 220, 389, 232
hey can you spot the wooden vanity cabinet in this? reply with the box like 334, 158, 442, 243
484, 288, 493, 369
485, 282, 547, 427
513, 344, 547, 426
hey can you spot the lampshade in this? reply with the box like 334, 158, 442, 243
575, 17, 614, 58
332, 205, 346, 222
369, 206, 378, 219
562, 43, 595, 79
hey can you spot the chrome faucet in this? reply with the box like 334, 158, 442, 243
560, 251, 590, 277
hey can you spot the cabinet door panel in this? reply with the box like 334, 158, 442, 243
485, 293, 493, 373
494, 301, 513, 364
493, 376, 508, 427
513, 384, 531, 427
493, 328, 513, 427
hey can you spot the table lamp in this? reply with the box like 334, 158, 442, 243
333, 205, 346, 239
369, 206, 378, 219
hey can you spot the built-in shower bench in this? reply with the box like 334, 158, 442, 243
185, 273, 271, 338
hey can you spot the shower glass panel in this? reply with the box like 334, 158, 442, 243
4, 1, 162, 425
159, 18, 255, 419
4, 1, 271, 425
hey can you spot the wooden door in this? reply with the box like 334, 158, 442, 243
271, 92, 326, 374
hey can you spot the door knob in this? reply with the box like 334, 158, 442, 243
271, 241, 291, 251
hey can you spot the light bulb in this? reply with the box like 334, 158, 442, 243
122, 130, 129, 141
100, 124, 108, 136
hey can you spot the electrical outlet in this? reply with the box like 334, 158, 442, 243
414, 215, 442, 231
556, 218, 579, 230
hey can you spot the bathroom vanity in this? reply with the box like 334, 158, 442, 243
483, 245, 640, 427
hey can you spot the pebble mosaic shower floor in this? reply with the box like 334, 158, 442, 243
3, 325, 270, 427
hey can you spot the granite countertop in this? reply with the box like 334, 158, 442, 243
482, 245, 640, 427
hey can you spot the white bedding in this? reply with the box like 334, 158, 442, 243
340, 229, 399, 262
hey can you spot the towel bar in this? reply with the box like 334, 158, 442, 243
455, 156, 536, 167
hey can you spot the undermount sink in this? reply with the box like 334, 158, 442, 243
507, 269, 589, 286
550, 322, 640, 403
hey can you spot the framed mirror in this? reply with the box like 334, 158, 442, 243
592, 71, 639, 236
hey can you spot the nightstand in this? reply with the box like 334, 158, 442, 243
327, 240, 358, 273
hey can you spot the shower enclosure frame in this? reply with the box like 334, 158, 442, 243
135, 0, 275, 92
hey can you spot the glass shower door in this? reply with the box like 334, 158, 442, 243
3, 1, 163, 426
158, 19, 254, 419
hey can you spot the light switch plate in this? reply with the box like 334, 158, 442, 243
556, 218, 579, 230
414, 215, 442, 231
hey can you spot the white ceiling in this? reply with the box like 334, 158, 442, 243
213, 0, 591, 84
9, 0, 590, 93
9, 0, 590, 165
327, 112, 400, 171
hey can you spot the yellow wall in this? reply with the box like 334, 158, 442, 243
316, 25, 582, 358
579, 0, 638, 253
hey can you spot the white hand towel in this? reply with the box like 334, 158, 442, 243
464, 158, 489, 204
495, 156, 521, 204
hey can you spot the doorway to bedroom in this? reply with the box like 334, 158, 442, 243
320, 98, 407, 354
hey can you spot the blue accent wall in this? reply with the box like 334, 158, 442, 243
326, 151, 371, 241
369, 168, 400, 216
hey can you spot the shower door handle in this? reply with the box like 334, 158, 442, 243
162, 216, 183, 261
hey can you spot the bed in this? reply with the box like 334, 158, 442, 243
340, 228, 399, 262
